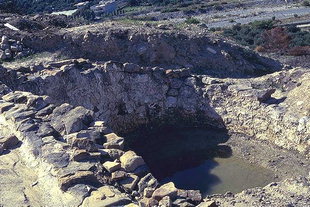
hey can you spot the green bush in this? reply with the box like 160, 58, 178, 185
302, 0, 310, 6
222, 20, 310, 53
72, 7, 95, 21
223, 20, 275, 48
209, 27, 222, 32
214, 4, 223, 10
287, 26, 310, 47
0, 0, 22, 13
250, 20, 275, 30
185, 17, 200, 24
161, 7, 180, 13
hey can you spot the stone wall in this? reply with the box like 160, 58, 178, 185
0, 59, 309, 206
12, 59, 224, 132
3, 59, 308, 155
0, 91, 203, 207
202, 68, 310, 154
0, 35, 31, 61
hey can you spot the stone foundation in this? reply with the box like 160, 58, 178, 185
0, 91, 203, 206
2, 59, 308, 155
0, 59, 309, 206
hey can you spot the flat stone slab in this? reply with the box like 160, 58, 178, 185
152, 182, 178, 201
82, 186, 131, 207
103, 161, 121, 173
120, 151, 145, 172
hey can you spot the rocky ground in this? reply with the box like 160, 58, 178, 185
0, 147, 42, 207
0, 56, 309, 206
0, 21, 283, 78
208, 176, 310, 207
0, 2, 310, 206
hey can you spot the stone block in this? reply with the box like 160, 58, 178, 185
120, 151, 145, 172
103, 161, 121, 173
152, 182, 177, 201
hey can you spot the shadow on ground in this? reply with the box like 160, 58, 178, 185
123, 125, 231, 193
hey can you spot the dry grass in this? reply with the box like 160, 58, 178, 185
2, 51, 69, 69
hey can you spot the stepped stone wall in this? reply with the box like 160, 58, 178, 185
0, 59, 309, 206
0, 90, 203, 207
2, 59, 308, 155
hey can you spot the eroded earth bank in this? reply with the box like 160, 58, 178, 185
0, 22, 309, 207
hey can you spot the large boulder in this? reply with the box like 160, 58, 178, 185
120, 151, 145, 172
152, 182, 178, 201
103, 161, 121, 173
119, 174, 139, 191
137, 173, 158, 194
59, 171, 100, 191
103, 133, 124, 150
82, 186, 131, 207
50, 104, 94, 135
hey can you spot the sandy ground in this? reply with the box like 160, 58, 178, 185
227, 132, 310, 180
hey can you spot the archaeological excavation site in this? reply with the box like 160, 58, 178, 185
0, 1, 310, 207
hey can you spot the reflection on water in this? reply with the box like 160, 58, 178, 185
161, 155, 275, 196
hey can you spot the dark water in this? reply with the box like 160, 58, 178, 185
124, 127, 275, 196
161, 156, 275, 196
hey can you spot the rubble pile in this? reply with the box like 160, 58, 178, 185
0, 35, 31, 61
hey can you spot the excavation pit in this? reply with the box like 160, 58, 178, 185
124, 126, 275, 196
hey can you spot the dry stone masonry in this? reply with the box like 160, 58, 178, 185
0, 35, 31, 61
0, 90, 204, 207
0, 58, 309, 206
2, 59, 308, 155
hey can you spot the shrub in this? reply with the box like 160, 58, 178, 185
261, 27, 291, 52
209, 27, 222, 32
250, 20, 275, 30
302, 0, 310, 6
214, 5, 223, 10
0, 0, 22, 13
255, 45, 266, 52
287, 46, 310, 56
287, 25, 300, 33
223, 20, 276, 48
72, 7, 96, 21
185, 17, 200, 24
161, 7, 180, 13
287, 26, 310, 47
222, 19, 310, 55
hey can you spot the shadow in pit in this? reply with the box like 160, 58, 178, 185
122, 125, 231, 194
